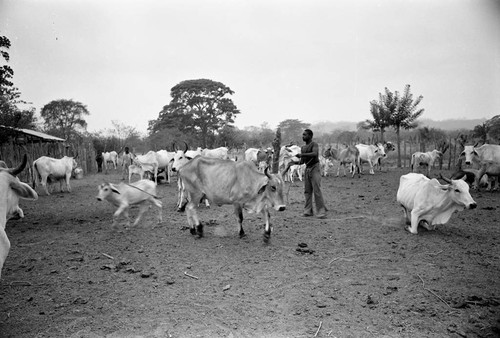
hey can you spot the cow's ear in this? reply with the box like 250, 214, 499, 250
10, 180, 38, 200
257, 177, 269, 194
186, 156, 193, 160
109, 184, 120, 194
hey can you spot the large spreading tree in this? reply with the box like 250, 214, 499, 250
40, 99, 89, 141
150, 79, 240, 148
277, 119, 310, 145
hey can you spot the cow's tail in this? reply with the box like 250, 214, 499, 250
32, 161, 40, 189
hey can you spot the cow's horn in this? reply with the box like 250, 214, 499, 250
439, 173, 452, 184
9, 154, 28, 176
264, 166, 272, 178
172, 142, 177, 151
183, 141, 189, 153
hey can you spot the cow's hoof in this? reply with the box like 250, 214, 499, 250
406, 226, 418, 234
263, 232, 271, 243
239, 230, 246, 238
196, 224, 203, 237
190, 228, 197, 235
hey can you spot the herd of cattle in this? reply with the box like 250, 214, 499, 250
1, 141, 499, 278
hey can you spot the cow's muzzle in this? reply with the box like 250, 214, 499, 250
96, 197, 102, 201
275, 205, 286, 211
468, 203, 477, 210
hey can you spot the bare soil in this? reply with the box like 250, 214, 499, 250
1, 167, 499, 338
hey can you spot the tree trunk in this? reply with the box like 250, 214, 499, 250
396, 127, 402, 168
272, 128, 281, 174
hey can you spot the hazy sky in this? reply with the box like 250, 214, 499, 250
1, 0, 499, 134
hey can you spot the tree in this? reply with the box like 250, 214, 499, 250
360, 100, 392, 143
150, 79, 240, 148
278, 119, 310, 144
373, 85, 424, 167
486, 115, 500, 142
40, 99, 89, 141
471, 122, 489, 144
0, 35, 37, 143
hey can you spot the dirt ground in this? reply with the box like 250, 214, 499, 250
0, 165, 499, 338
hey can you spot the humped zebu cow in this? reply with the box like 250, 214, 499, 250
155, 150, 176, 183
128, 164, 147, 183
474, 161, 500, 191
102, 151, 118, 173
171, 142, 206, 209
96, 180, 162, 229
244, 148, 273, 167
324, 145, 360, 178
177, 156, 286, 242
202, 147, 229, 160
355, 143, 386, 175
0, 155, 38, 278
133, 151, 159, 183
459, 143, 500, 166
319, 156, 334, 177
411, 149, 443, 177
459, 143, 500, 190
32, 155, 78, 195
396, 173, 477, 234
450, 168, 488, 188
374, 141, 395, 171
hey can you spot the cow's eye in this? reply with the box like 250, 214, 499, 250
455, 189, 460, 193
271, 186, 277, 192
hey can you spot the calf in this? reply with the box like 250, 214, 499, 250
96, 180, 162, 229
474, 161, 500, 191
396, 173, 476, 234
411, 149, 443, 177
128, 164, 146, 183
324, 145, 360, 178
0, 155, 38, 278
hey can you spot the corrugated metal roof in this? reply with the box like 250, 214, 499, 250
0, 125, 66, 142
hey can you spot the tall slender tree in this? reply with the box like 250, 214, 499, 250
390, 85, 424, 167
360, 100, 392, 143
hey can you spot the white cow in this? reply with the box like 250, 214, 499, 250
319, 156, 334, 177
171, 142, 205, 209
102, 151, 118, 173
459, 144, 500, 166
96, 180, 162, 229
0, 155, 38, 278
128, 164, 147, 183
287, 164, 306, 182
411, 149, 443, 177
279, 145, 301, 172
202, 147, 229, 160
396, 173, 477, 234
155, 150, 176, 183
134, 151, 159, 184
33, 155, 78, 195
245, 148, 273, 167
356, 143, 386, 175
324, 145, 360, 177
474, 161, 500, 191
